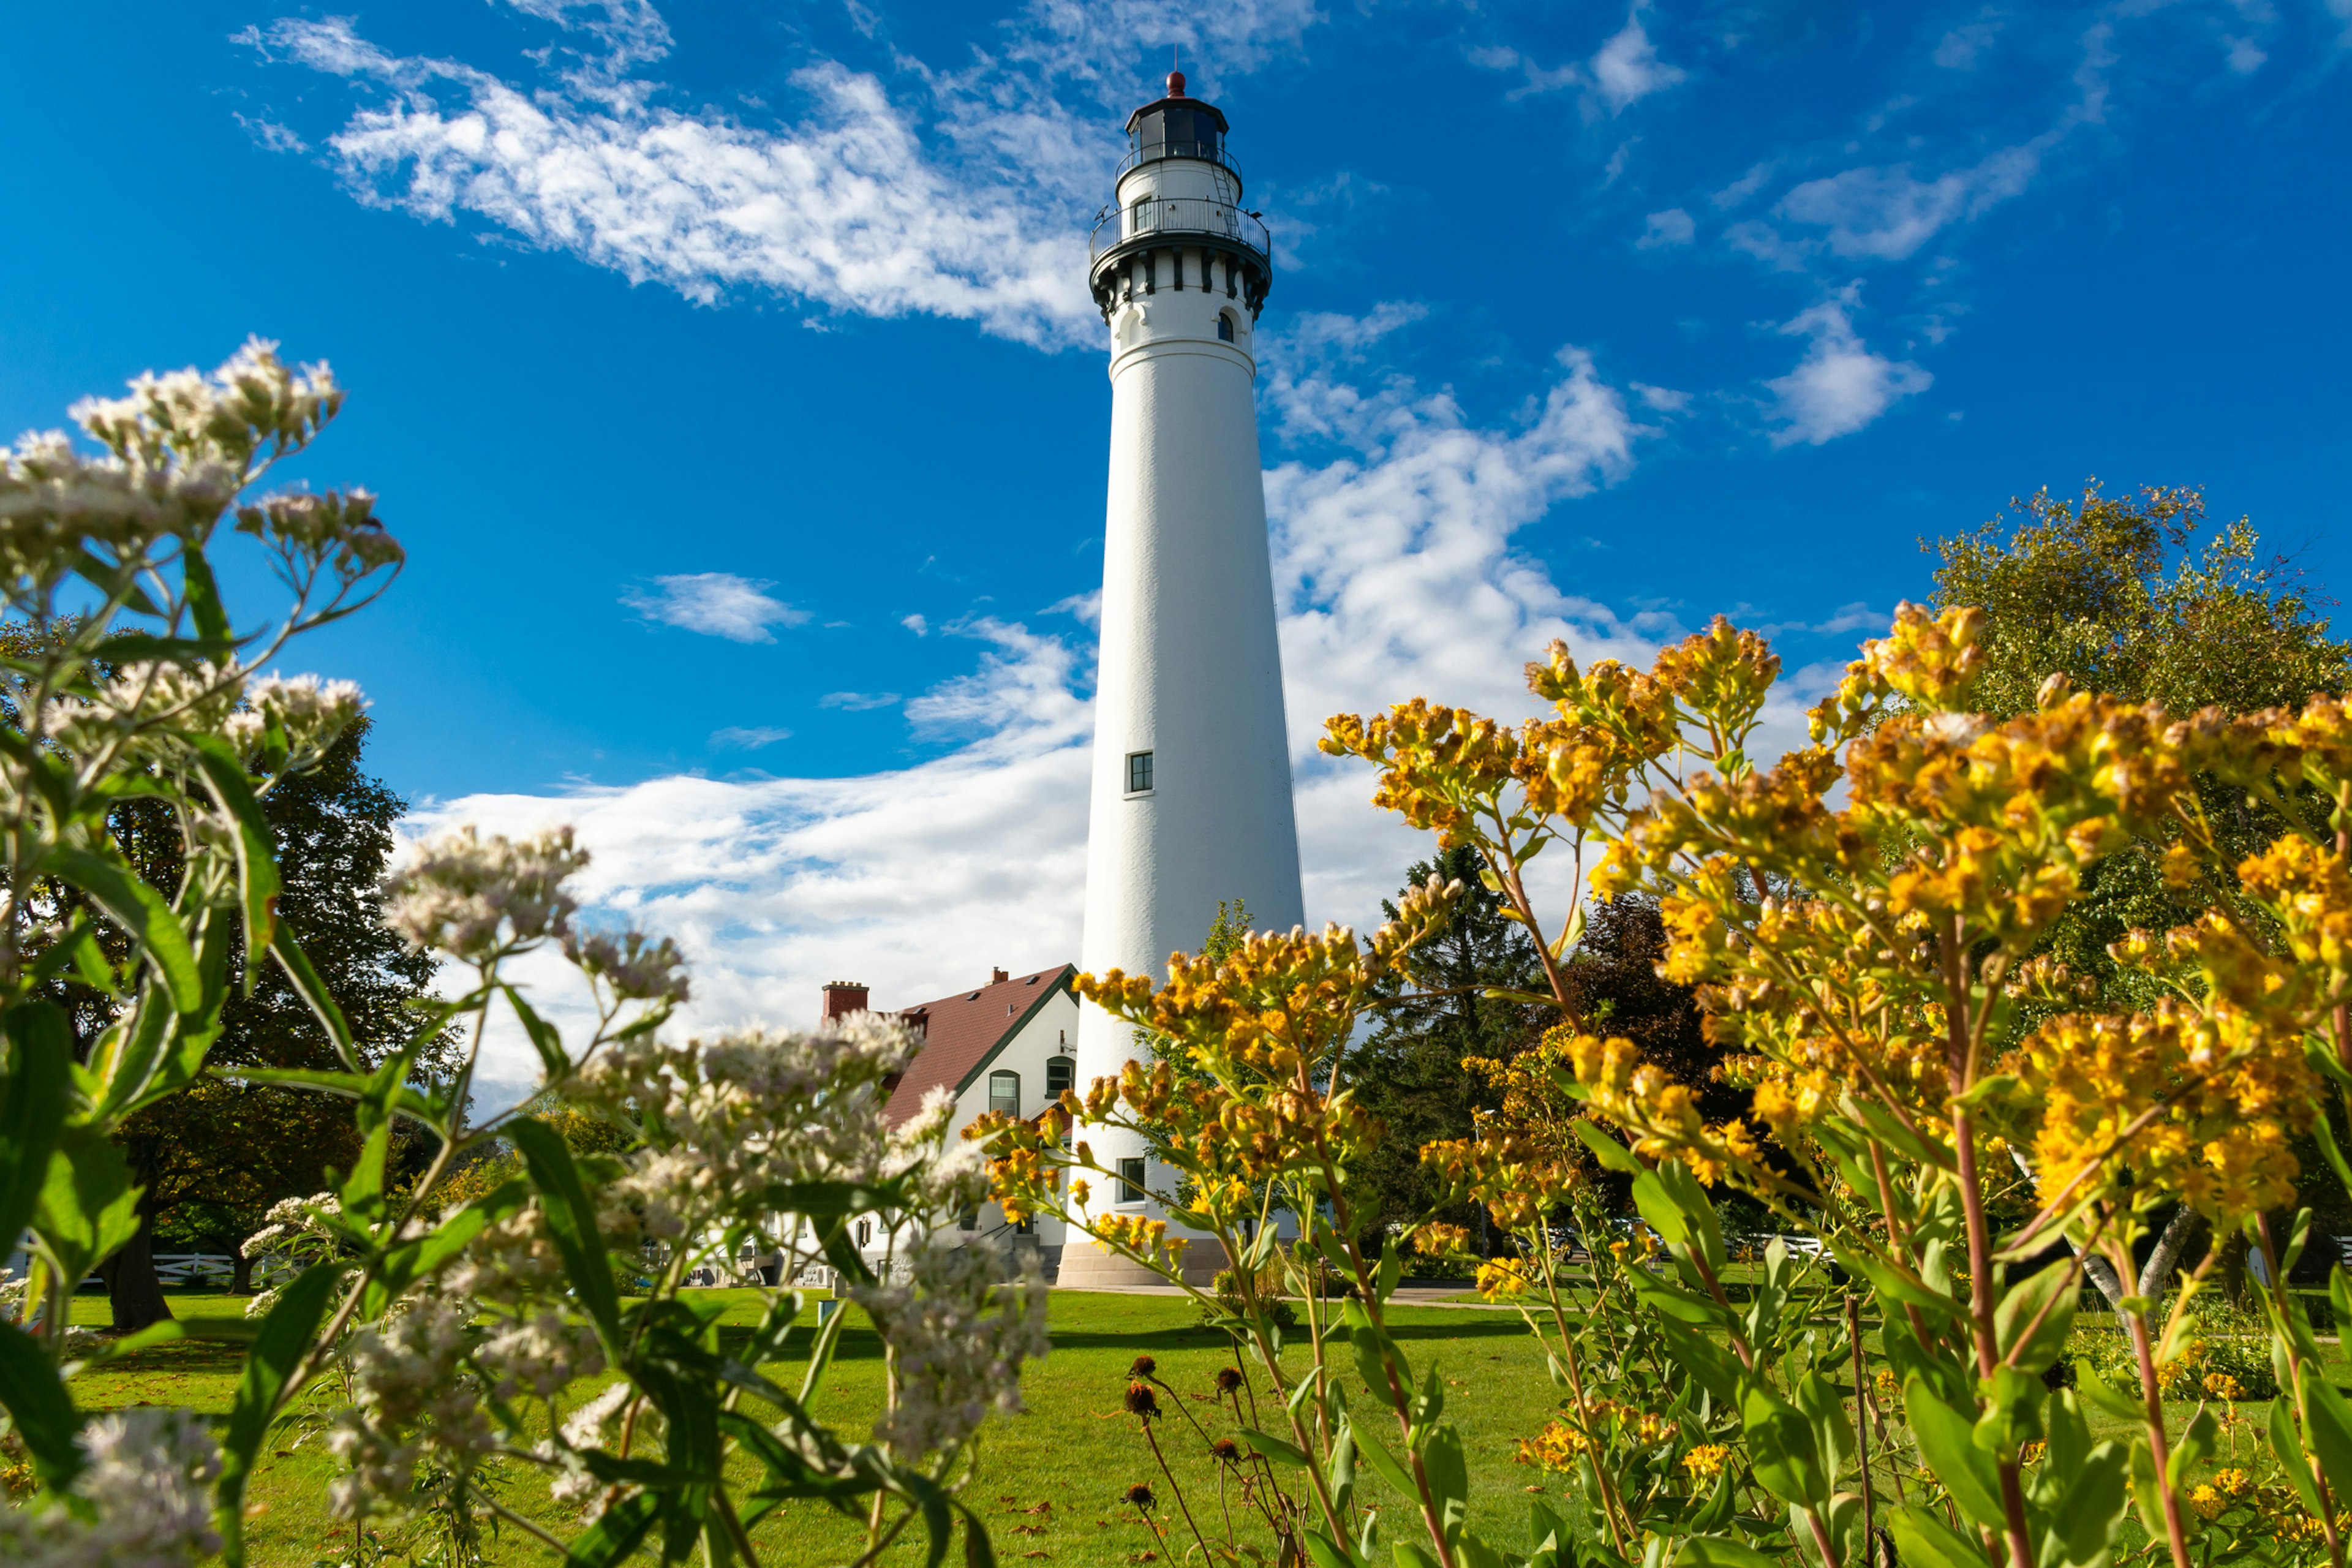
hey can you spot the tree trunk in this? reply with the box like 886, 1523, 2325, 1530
103, 1207, 175, 1333
230, 1238, 255, 1295
2137, 1207, 2204, 1302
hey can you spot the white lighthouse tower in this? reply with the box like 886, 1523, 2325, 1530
1058, 72, 1305, 1290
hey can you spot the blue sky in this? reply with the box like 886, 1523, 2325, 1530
6, 0, 2350, 1085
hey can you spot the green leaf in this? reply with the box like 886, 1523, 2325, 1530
2128, 1436, 2166, 1537
1743, 1381, 1828, 1508
180, 540, 232, 644
503, 984, 571, 1084
0, 1003, 72, 1259
1675, 1536, 1780, 1568
1656, 1158, 1727, 1274
186, 735, 282, 990
2302, 1376, 2352, 1506
2048, 1442, 2127, 1568
1355, 1424, 1416, 1495
37, 1123, 143, 1286
1574, 1120, 1646, 1175
216, 1262, 341, 1566
1377, 1235, 1403, 1304
2165, 1406, 2218, 1493
2074, 1363, 2144, 1424
1994, 1256, 2080, 1374
1392, 1545, 1441, 1568
1303, 1530, 1356, 1568
2271, 1396, 2326, 1519
1238, 1427, 1311, 1469
1422, 1425, 1469, 1547
44, 845, 203, 1014
1884, 1504, 1985, 1568
564, 1490, 662, 1567
1344, 1298, 1411, 1403
1834, 1243, 1966, 1324
268, 922, 358, 1071
510, 1115, 625, 1357
0, 1320, 81, 1487
363, 1181, 529, 1317
1794, 1368, 1856, 1484
1653, 1313, 1741, 1406
1904, 1374, 2005, 1531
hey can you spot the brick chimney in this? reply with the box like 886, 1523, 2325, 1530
991, 967, 1009, 985
821, 981, 870, 1022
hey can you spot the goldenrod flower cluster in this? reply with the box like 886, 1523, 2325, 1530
1681, 1444, 1733, 1480
1513, 1398, 1677, 1472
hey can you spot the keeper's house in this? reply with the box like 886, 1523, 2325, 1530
821, 967, 1077, 1276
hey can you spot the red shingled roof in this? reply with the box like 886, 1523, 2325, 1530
880, 964, 1076, 1126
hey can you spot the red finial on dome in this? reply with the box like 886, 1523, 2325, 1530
1167, 69, 1186, 97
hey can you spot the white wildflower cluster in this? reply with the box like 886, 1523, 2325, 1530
851, 1236, 1049, 1463
36, 660, 243, 763
0, 1408, 222, 1568
326, 1293, 494, 1519
242, 1193, 351, 1318
0, 430, 233, 596
225, 671, 369, 770
1, 339, 347, 605
538, 1381, 642, 1512
565, 926, 691, 1006
444, 1201, 567, 1303
382, 826, 590, 963
574, 1014, 978, 1244
71, 336, 341, 473
475, 1307, 605, 1402
234, 486, 402, 579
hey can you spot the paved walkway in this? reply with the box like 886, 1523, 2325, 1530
1054, 1282, 1515, 1310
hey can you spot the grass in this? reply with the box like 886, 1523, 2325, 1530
59, 1287, 1566, 1566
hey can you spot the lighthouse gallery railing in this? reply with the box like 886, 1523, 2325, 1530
1089, 198, 1270, 267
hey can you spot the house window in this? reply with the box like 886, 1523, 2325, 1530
989, 1070, 1020, 1119
959, 1205, 979, 1231
1126, 750, 1154, 794
1217, 312, 1235, 342
1117, 1156, 1147, 1205
1046, 1055, 1075, 1098
855, 1218, 872, 1247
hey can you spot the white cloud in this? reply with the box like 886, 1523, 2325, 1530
901, 613, 929, 636
1466, 6, 1681, 113
1934, 20, 2000, 71
241, 0, 1322, 347
622, 573, 809, 642
712, 725, 792, 748
1589, 8, 1687, 115
1638, 208, 1695, 247
1763, 290, 1931, 447
1774, 143, 2043, 261
819, 691, 901, 711
424, 344, 1673, 1104
1633, 382, 1692, 412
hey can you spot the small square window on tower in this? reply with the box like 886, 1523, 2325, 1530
1217, 312, 1235, 342
1117, 1156, 1147, 1205
1126, 750, 1154, 794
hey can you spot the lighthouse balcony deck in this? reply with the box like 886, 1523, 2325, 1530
1089, 197, 1270, 267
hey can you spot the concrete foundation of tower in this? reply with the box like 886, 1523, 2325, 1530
1054, 1234, 1230, 1289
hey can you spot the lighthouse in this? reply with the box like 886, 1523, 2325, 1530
1058, 73, 1306, 1289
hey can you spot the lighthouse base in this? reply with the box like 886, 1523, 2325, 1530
1055, 1235, 1230, 1291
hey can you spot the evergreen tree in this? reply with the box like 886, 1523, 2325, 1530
1346, 844, 1548, 1244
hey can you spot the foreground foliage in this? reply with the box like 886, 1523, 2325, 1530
986, 597, 2352, 1568
0, 346, 1046, 1566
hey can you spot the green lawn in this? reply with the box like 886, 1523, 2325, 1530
61, 1288, 1564, 1565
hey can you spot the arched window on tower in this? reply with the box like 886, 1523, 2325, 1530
989, 1069, 1020, 1119
1217, 311, 1236, 342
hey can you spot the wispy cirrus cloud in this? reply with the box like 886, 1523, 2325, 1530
1467, 4, 1685, 115
238, 0, 1321, 347
819, 692, 902, 712
622, 573, 808, 642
